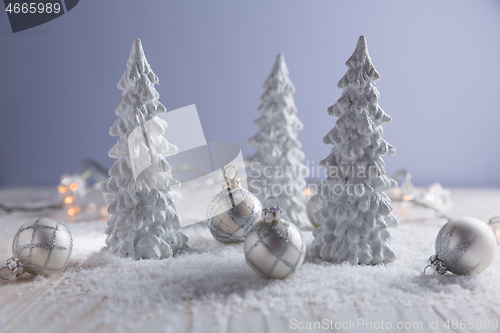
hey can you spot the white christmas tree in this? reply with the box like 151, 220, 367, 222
247, 54, 310, 229
311, 36, 399, 264
100, 38, 188, 260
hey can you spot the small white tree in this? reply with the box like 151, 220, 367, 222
311, 36, 399, 264
247, 54, 310, 229
100, 38, 188, 260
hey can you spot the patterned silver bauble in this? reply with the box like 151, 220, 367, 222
0, 218, 73, 280
207, 166, 262, 243
244, 197, 306, 279
427, 217, 496, 275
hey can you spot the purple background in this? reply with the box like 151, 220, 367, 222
1, 0, 499, 187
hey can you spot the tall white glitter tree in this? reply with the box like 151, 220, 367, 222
247, 54, 310, 229
311, 36, 399, 264
100, 38, 188, 260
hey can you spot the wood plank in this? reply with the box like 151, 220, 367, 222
264, 310, 290, 333
0, 274, 66, 331
431, 305, 500, 333
227, 310, 268, 333
38, 295, 108, 333
190, 304, 227, 333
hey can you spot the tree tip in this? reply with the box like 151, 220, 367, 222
356, 36, 367, 51
271, 53, 288, 74
344, 35, 371, 69
132, 38, 143, 51
129, 38, 145, 61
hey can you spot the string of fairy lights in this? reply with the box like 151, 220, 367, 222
386, 169, 453, 220
57, 159, 109, 219
0, 159, 219, 221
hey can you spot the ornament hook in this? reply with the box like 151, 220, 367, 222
224, 165, 237, 180
0, 257, 22, 281
265, 197, 279, 208
424, 254, 447, 275
0, 267, 14, 280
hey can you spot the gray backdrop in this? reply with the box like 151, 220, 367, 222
1, 0, 499, 186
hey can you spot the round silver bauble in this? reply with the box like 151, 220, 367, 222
244, 197, 306, 279
306, 193, 323, 228
428, 217, 496, 275
0, 217, 73, 279
207, 166, 262, 243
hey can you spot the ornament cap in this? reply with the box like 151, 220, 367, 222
222, 165, 242, 190
263, 197, 283, 222
425, 254, 448, 275
223, 178, 242, 190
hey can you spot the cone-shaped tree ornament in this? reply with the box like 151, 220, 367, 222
247, 54, 310, 229
311, 36, 399, 265
100, 38, 188, 260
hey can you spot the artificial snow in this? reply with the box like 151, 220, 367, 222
1, 188, 500, 332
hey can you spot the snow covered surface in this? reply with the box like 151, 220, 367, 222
0, 187, 500, 332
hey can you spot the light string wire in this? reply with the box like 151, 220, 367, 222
0, 159, 219, 214
488, 216, 500, 227
0, 158, 106, 214
390, 170, 499, 228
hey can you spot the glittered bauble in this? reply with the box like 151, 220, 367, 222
0, 218, 73, 279
207, 166, 263, 243
244, 197, 306, 279
428, 217, 496, 275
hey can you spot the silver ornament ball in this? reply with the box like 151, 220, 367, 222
244, 198, 306, 279
306, 193, 323, 228
429, 217, 496, 275
11, 217, 73, 276
207, 166, 262, 243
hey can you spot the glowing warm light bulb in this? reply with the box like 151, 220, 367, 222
69, 182, 79, 191
67, 208, 76, 217
64, 196, 74, 204
304, 188, 312, 197
100, 206, 108, 216
58, 186, 67, 194
403, 195, 412, 202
